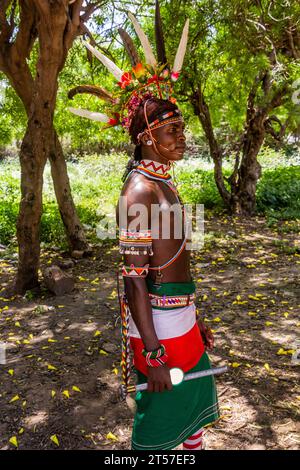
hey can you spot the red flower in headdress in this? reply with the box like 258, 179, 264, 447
117, 72, 133, 89
108, 113, 120, 126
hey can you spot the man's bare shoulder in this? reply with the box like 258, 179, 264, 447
122, 172, 158, 205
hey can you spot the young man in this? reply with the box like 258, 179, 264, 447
68, 3, 220, 451
116, 97, 220, 450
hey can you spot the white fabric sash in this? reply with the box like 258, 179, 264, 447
129, 303, 196, 340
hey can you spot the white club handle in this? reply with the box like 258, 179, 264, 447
135, 365, 228, 392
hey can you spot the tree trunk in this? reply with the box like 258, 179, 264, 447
49, 131, 90, 252
14, 115, 51, 293
230, 114, 264, 216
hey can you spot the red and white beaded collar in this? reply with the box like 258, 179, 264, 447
136, 159, 171, 180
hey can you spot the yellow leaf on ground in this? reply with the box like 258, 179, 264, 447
18, 428, 24, 435
15, 321, 21, 327
202, 294, 208, 301
72, 386, 81, 392
277, 348, 288, 355
62, 390, 70, 398
99, 349, 108, 355
9, 395, 19, 403
8, 369, 14, 376
264, 363, 270, 371
265, 322, 273, 326
112, 368, 119, 375
51, 390, 56, 398
231, 363, 241, 368
106, 432, 118, 441
94, 330, 101, 337
9, 436, 18, 447
213, 317, 222, 322
50, 434, 59, 446
47, 364, 57, 371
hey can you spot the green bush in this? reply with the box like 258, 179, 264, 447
256, 166, 300, 219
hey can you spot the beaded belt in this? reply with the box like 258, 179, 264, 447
148, 292, 196, 308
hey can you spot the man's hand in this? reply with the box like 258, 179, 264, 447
197, 319, 214, 351
147, 364, 173, 393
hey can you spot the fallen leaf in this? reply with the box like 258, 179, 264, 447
9, 394, 20, 403
50, 434, 59, 446
9, 436, 18, 447
106, 432, 118, 442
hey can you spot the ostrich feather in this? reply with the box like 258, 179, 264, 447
68, 85, 114, 103
155, 0, 167, 66
128, 12, 157, 68
83, 41, 124, 81
172, 19, 189, 74
68, 107, 110, 123
118, 28, 140, 67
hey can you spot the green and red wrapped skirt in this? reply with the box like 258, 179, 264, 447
129, 278, 220, 450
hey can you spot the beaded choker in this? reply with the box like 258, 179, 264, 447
136, 159, 171, 180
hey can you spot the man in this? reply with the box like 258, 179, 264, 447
68, 3, 220, 450
116, 97, 220, 450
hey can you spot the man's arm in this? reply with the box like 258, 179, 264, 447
118, 179, 172, 392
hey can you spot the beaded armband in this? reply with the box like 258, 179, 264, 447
121, 263, 149, 278
119, 229, 153, 256
142, 344, 168, 367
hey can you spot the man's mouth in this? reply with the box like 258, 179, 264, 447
175, 146, 186, 153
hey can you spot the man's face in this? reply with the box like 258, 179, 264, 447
151, 120, 186, 161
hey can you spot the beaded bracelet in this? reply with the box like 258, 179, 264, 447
142, 345, 168, 368
145, 353, 168, 368
142, 344, 166, 359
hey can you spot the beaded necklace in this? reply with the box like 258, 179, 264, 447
128, 158, 189, 287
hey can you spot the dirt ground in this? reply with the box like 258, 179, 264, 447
0, 214, 299, 450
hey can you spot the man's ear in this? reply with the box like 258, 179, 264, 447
140, 130, 151, 146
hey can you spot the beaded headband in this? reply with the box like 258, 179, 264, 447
67, 0, 189, 136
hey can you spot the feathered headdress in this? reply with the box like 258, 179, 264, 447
68, 0, 189, 132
